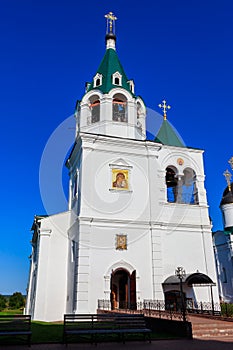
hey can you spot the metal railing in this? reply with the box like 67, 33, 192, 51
98, 299, 224, 321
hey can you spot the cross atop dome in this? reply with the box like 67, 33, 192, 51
223, 169, 232, 191
105, 12, 117, 50
105, 12, 117, 34
158, 99, 171, 120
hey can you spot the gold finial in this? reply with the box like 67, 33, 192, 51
228, 157, 233, 170
223, 169, 232, 191
105, 12, 117, 34
158, 99, 171, 120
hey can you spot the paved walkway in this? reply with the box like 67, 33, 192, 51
2, 339, 233, 350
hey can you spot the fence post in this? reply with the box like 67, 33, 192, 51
210, 285, 215, 316
169, 304, 172, 320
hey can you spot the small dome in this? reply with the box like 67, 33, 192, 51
105, 33, 116, 42
220, 183, 233, 205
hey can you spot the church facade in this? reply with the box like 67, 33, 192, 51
25, 13, 219, 322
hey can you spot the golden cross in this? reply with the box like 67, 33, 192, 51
158, 99, 171, 120
105, 12, 117, 33
228, 157, 233, 170
223, 169, 232, 191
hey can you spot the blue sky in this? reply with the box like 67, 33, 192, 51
0, 0, 233, 294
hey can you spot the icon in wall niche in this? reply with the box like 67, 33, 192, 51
116, 234, 127, 250
177, 158, 184, 166
112, 169, 129, 190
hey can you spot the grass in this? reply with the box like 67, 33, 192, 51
0, 309, 23, 315
0, 312, 176, 345
31, 323, 175, 344
31, 322, 63, 343
31, 322, 170, 344
0, 320, 173, 345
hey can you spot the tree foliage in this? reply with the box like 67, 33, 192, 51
9, 292, 25, 309
0, 294, 7, 310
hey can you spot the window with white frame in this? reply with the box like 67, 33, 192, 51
112, 71, 122, 86
128, 80, 135, 93
93, 73, 103, 88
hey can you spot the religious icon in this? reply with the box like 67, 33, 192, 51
116, 234, 127, 250
177, 158, 184, 166
112, 169, 129, 190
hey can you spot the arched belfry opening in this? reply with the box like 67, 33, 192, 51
165, 166, 199, 204
166, 167, 178, 202
89, 95, 100, 123
112, 93, 127, 122
110, 269, 136, 310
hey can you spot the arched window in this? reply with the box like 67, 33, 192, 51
89, 97, 100, 123
128, 80, 135, 93
112, 94, 127, 122
112, 72, 122, 86
137, 102, 142, 119
93, 73, 102, 88
114, 77, 120, 85
166, 167, 178, 203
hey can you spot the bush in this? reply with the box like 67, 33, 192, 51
9, 292, 25, 309
220, 303, 233, 317
0, 294, 7, 310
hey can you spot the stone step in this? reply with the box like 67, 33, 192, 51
193, 325, 233, 338
190, 316, 233, 338
193, 328, 233, 334
192, 324, 233, 330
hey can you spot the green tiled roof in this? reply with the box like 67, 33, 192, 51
86, 48, 133, 95
154, 119, 185, 147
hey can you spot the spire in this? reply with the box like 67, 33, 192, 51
158, 100, 171, 120
85, 12, 134, 96
105, 11, 117, 50
155, 99, 185, 147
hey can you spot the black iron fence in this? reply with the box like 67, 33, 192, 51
98, 299, 227, 321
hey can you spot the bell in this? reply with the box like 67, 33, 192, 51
166, 172, 177, 188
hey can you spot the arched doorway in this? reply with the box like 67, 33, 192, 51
110, 269, 136, 310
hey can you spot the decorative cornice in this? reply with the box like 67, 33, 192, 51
77, 216, 211, 231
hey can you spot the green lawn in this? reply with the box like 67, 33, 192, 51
0, 309, 23, 315
31, 323, 172, 343
0, 313, 175, 345
32, 322, 63, 343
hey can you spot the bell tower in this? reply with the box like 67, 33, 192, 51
75, 12, 146, 140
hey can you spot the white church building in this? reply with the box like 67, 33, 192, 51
25, 13, 219, 322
